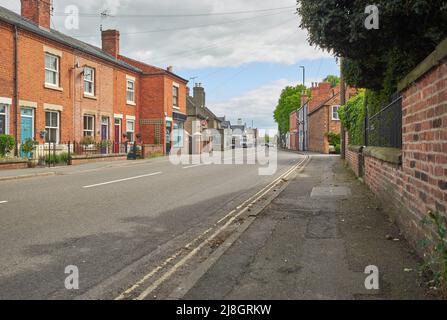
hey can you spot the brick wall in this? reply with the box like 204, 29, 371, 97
361, 58, 447, 249
308, 106, 329, 153
346, 148, 361, 177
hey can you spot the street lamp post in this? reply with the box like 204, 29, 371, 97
299, 66, 305, 87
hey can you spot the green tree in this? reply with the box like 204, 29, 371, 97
273, 85, 306, 134
297, 1, 447, 93
323, 75, 340, 88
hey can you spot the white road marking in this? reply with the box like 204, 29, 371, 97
115, 156, 310, 300
182, 164, 205, 169
82, 172, 162, 189
0, 201, 8, 204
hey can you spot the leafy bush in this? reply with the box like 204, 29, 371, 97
21, 138, 38, 158
0, 135, 15, 157
338, 90, 366, 146
45, 152, 70, 165
326, 132, 340, 146
335, 144, 341, 155
80, 136, 95, 146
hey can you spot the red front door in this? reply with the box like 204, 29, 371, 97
114, 118, 122, 153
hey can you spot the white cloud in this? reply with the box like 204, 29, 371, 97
210, 79, 291, 129
0, 0, 331, 70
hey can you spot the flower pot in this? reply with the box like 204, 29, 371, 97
27, 158, 38, 168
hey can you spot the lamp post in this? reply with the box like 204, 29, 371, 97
299, 66, 306, 87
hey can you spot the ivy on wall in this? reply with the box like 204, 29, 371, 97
338, 90, 366, 146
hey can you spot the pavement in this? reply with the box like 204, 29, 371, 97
183, 155, 433, 300
0, 148, 301, 299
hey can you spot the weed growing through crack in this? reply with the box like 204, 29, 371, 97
420, 211, 447, 298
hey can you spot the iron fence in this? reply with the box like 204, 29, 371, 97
365, 95, 403, 149
33, 141, 131, 167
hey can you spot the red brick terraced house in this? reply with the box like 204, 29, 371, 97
0, 0, 187, 157
304, 82, 357, 154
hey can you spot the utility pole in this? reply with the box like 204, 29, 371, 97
340, 57, 347, 159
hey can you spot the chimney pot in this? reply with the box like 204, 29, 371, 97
21, 0, 51, 29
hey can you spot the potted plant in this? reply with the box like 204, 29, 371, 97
39, 129, 47, 139
21, 138, 39, 167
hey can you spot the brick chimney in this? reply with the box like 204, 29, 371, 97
193, 83, 205, 108
101, 30, 120, 58
21, 0, 51, 29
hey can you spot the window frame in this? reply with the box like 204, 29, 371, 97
45, 52, 60, 87
126, 79, 135, 104
0, 103, 9, 135
126, 119, 135, 142
332, 105, 341, 121
173, 85, 179, 108
83, 115, 95, 137
45, 110, 60, 144
83, 66, 95, 96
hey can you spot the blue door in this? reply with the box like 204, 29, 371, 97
20, 108, 34, 157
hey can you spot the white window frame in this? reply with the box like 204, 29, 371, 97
0, 103, 9, 135
45, 52, 60, 87
173, 85, 179, 109
126, 79, 135, 104
332, 105, 341, 121
126, 120, 135, 142
83, 115, 95, 137
45, 111, 60, 144
84, 66, 95, 96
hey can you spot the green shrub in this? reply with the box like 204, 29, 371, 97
335, 144, 341, 155
0, 134, 15, 157
338, 90, 366, 146
326, 132, 340, 146
45, 152, 70, 165
21, 138, 38, 158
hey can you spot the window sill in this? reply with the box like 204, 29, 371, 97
173, 106, 180, 110
84, 94, 97, 100
44, 84, 63, 92
126, 101, 136, 106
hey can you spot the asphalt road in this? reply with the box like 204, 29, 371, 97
0, 149, 303, 299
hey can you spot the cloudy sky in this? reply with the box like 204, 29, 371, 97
0, 0, 338, 130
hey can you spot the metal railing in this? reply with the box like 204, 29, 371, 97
34, 141, 131, 167
365, 95, 403, 149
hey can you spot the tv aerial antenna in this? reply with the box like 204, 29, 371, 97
100, 9, 111, 31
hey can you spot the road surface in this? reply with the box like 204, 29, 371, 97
0, 149, 303, 299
